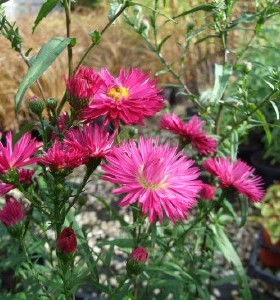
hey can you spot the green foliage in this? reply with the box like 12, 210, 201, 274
15, 37, 75, 113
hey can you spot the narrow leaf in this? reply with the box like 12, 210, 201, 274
210, 64, 232, 104
270, 100, 279, 120
211, 225, 252, 300
157, 35, 171, 52
239, 196, 248, 227
15, 37, 74, 112
33, 0, 59, 33
173, 4, 215, 19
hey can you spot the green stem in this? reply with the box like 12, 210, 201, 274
63, 0, 73, 78
20, 239, 52, 299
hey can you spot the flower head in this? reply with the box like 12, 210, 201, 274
0, 196, 25, 227
40, 141, 84, 171
199, 183, 216, 200
64, 123, 115, 162
160, 114, 217, 155
126, 246, 148, 275
66, 66, 104, 110
82, 67, 164, 128
203, 157, 265, 202
0, 132, 41, 174
129, 247, 148, 263
57, 228, 77, 254
102, 137, 202, 224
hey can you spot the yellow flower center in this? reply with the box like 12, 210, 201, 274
107, 86, 129, 102
137, 175, 167, 190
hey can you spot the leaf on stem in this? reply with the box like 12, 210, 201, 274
15, 37, 74, 113
32, 0, 59, 33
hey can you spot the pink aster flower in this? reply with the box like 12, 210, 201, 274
203, 157, 265, 202
66, 66, 104, 110
82, 67, 164, 128
129, 247, 148, 263
160, 114, 217, 155
102, 137, 202, 224
64, 123, 115, 163
0, 132, 41, 174
199, 183, 216, 200
40, 141, 84, 171
0, 195, 25, 227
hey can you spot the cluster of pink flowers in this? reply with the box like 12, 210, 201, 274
41, 123, 114, 171
66, 67, 164, 128
160, 114, 217, 155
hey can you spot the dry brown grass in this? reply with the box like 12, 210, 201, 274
0, 1, 256, 130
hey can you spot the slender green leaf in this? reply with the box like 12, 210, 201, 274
15, 37, 74, 112
157, 35, 171, 52
230, 130, 238, 161
210, 64, 232, 104
210, 225, 252, 300
32, 0, 59, 33
99, 238, 134, 248
239, 196, 248, 227
270, 100, 279, 120
173, 4, 215, 19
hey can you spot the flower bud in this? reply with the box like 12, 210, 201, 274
126, 247, 148, 275
57, 227, 77, 254
46, 97, 58, 110
29, 96, 44, 116
199, 183, 216, 201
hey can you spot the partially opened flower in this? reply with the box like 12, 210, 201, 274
126, 247, 148, 275
40, 141, 84, 171
82, 67, 164, 128
57, 227, 77, 254
199, 183, 216, 200
64, 123, 115, 162
160, 114, 217, 155
65, 66, 104, 110
0, 132, 41, 174
203, 157, 265, 202
0, 195, 25, 227
102, 137, 202, 224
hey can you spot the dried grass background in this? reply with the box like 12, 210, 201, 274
0, 1, 256, 131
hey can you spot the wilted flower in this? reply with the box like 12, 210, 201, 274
102, 137, 202, 224
0, 196, 25, 227
64, 123, 115, 162
82, 67, 164, 128
199, 183, 216, 200
0, 132, 41, 174
203, 157, 265, 202
160, 114, 217, 155
57, 228, 77, 254
65, 66, 104, 110
40, 141, 84, 171
126, 247, 148, 275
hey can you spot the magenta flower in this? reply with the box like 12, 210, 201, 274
40, 141, 84, 171
57, 227, 77, 254
129, 247, 148, 263
64, 123, 115, 162
102, 137, 202, 224
160, 114, 217, 155
0, 132, 41, 174
82, 67, 164, 128
199, 183, 216, 200
203, 157, 265, 202
66, 66, 104, 110
0, 196, 25, 227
